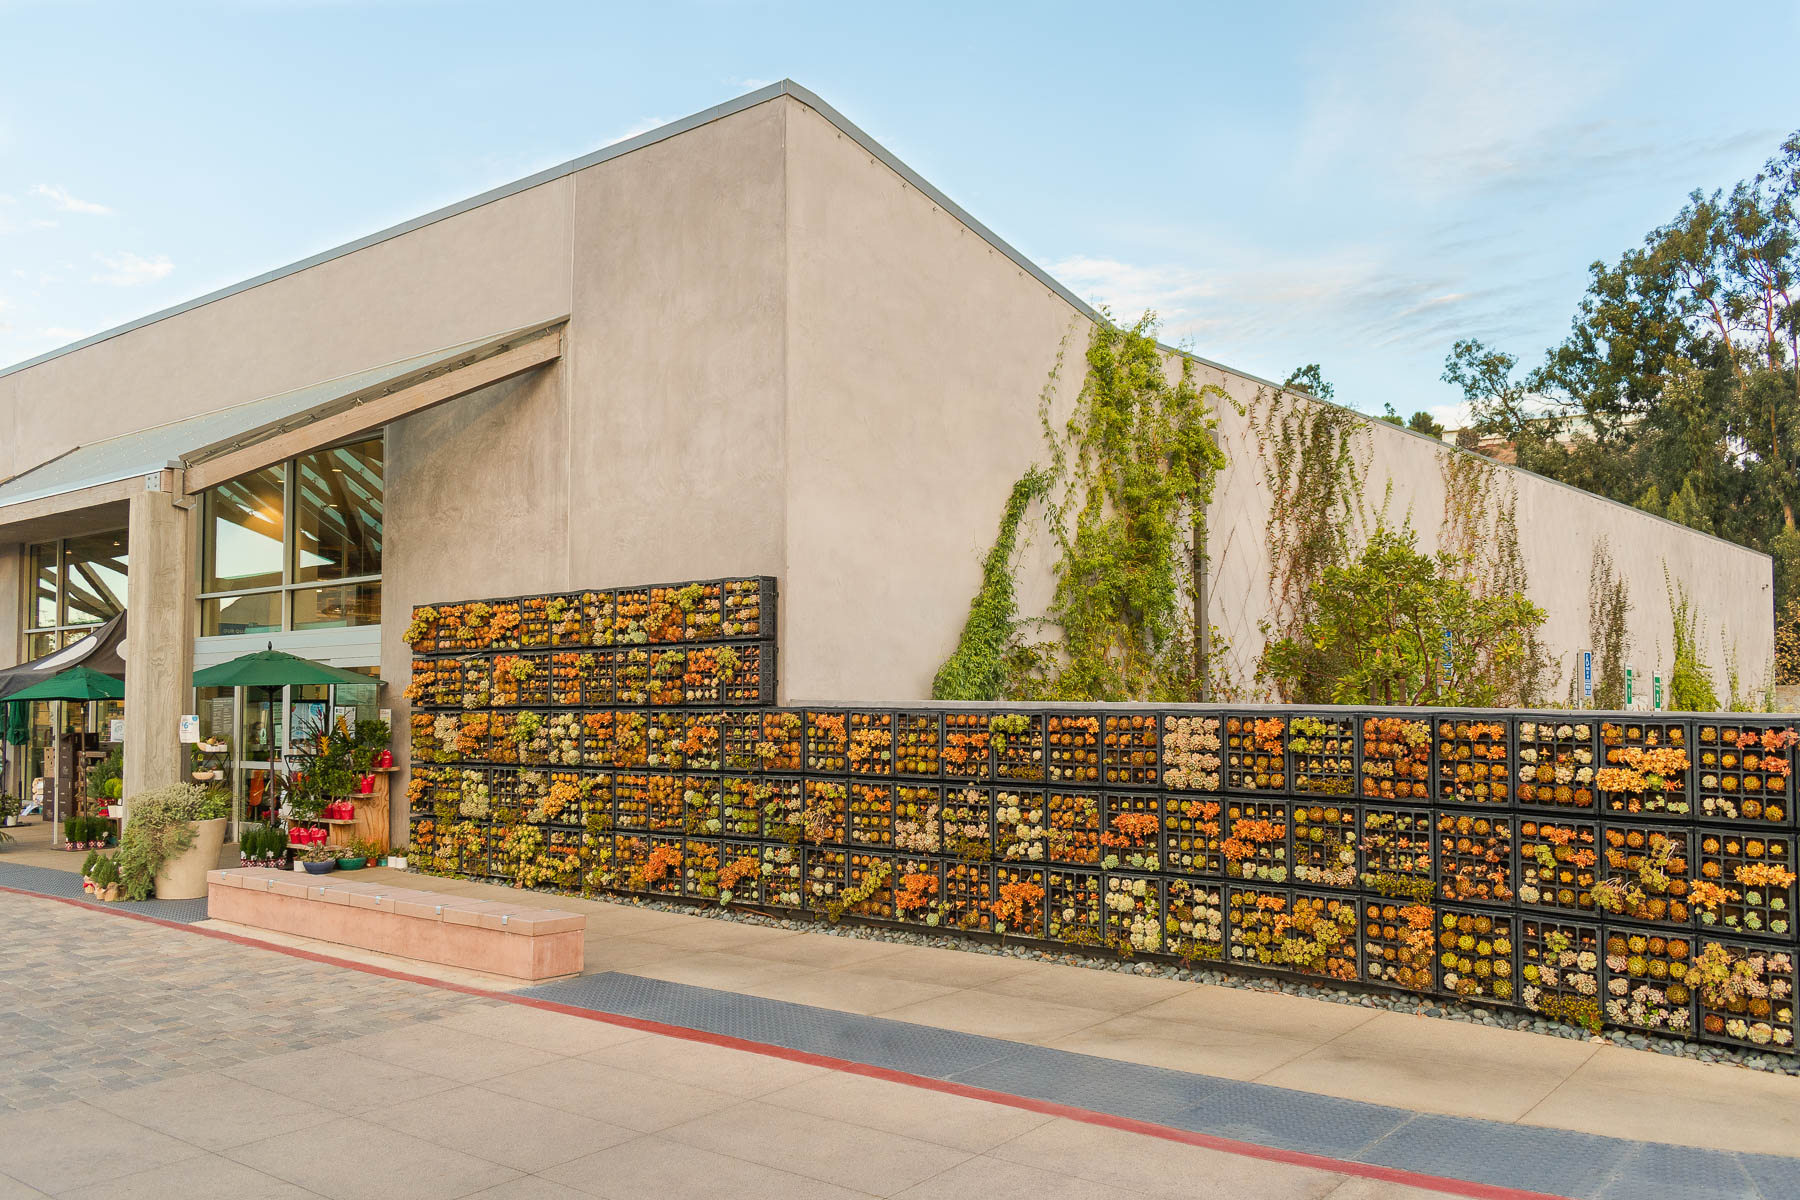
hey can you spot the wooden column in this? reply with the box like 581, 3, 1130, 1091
123, 481, 195, 805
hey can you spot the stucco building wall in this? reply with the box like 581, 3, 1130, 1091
0, 179, 574, 484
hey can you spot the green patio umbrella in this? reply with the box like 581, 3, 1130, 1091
193, 646, 377, 754
193, 647, 380, 826
191, 648, 375, 690
6, 665, 126, 702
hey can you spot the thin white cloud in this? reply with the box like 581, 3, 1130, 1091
1425, 400, 1474, 430
41, 327, 88, 341
31, 184, 112, 216
607, 116, 673, 144
91, 251, 173, 286
728, 77, 774, 91
1050, 251, 1509, 358
1292, 5, 1607, 206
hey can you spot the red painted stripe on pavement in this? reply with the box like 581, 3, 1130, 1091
0, 883, 1570, 1200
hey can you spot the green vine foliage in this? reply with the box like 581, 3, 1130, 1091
932, 312, 1228, 701
1249, 386, 1368, 700
1034, 314, 1229, 700
1665, 571, 1721, 712
930, 467, 1052, 701
1438, 451, 1550, 705
1587, 538, 1631, 709
1776, 598, 1800, 687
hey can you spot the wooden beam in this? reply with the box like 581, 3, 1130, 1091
183, 328, 564, 493
0, 474, 145, 530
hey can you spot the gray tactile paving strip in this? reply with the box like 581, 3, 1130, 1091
1738, 1155, 1800, 1200
525, 969, 1018, 1078
1173, 1081, 1413, 1159
1358, 1113, 1635, 1197
954, 1045, 1228, 1124
1598, 1144, 1768, 1200
0, 859, 212, 923
522, 971, 1798, 1200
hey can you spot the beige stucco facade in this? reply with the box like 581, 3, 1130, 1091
0, 84, 1774, 817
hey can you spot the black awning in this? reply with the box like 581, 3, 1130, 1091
0, 611, 126, 701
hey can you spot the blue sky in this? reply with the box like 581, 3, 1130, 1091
3, 1, 1796, 423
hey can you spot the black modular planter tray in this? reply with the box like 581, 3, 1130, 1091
893, 710, 945, 779
413, 578, 779, 651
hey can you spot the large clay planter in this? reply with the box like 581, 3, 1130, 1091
154, 817, 228, 900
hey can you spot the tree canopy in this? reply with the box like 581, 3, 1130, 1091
1445, 133, 1800, 618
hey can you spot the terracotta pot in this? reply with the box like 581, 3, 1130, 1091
153, 817, 228, 900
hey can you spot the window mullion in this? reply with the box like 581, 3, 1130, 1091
283, 461, 296, 632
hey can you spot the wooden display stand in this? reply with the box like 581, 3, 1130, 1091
324, 768, 393, 853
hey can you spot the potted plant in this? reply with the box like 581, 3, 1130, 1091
64, 814, 112, 849
83, 852, 122, 901
239, 823, 288, 868
386, 842, 409, 871
299, 843, 338, 874
115, 784, 230, 901
286, 713, 390, 829
89, 746, 124, 804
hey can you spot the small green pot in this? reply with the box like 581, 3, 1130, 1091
335, 856, 368, 871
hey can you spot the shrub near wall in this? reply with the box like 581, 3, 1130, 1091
404, 586, 1799, 1055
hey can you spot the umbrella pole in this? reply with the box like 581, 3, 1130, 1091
51, 706, 61, 847
270, 685, 281, 828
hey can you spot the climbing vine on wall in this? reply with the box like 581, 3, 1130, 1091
1438, 451, 1551, 705
931, 312, 1228, 701
1034, 313, 1228, 700
1248, 385, 1369, 701
1588, 538, 1631, 709
1777, 599, 1800, 687
1439, 450, 1495, 569
930, 466, 1053, 702
1665, 570, 1721, 712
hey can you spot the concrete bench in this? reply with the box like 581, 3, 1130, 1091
206, 868, 584, 981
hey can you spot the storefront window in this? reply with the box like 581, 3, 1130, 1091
198, 437, 381, 633
61, 531, 128, 625
331, 673, 381, 728
294, 440, 382, 583
203, 465, 285, 593
292, 582, 381, 630
28, 543, 57, 629
201, 591, 282, 637
24, 533, 128, 654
